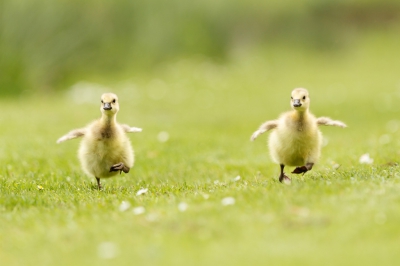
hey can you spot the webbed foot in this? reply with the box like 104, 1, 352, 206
292, 163, 314, 175
110, 163, 130, 174
278, 164, 291, 184
292, 166, 308, 174
279, 174, 291, 184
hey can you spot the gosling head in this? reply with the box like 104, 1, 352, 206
100, 93, 119, 116
290, 88, 310, 112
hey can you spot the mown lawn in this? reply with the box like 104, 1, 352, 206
1, 30, 400, 266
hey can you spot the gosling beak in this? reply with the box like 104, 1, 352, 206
103, 102, 112, 110
293, 99, 302, 108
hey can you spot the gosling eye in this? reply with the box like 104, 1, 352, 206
112, 99, 116, 103
291, 97, 293, 100
303, 96, 306, 100
101, 100, 104, 103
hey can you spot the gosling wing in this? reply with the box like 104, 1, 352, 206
316, 117, 347, 128
121, 124, 143, 133
251, 120, 278, 141
57, 128, 86, 143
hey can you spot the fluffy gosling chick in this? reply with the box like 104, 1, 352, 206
251, 88, 346, 183
57, 93, 142, 189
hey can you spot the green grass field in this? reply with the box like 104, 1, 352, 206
1, 30, 400, 266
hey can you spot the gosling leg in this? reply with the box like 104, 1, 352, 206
110, 163, 130, 174
292, 163, 314, 174
279, 164, 291, 184
96, 177, 102, 190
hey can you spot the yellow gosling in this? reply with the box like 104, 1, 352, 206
251, 88, 346, 183
57, 93, 142, 189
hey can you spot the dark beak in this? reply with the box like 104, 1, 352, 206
293, 99, 302, 107
103, 102, 112, 110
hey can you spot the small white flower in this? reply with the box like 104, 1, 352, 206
232, 176, 241, 181
136, 188, 148, 196
132, 206, 146, 215
98, 242, 119, 259
118, 201, 131, 212
178, 202, 188, 212
157, 131, 169, 143
359, 153, 374, 164
221, 197, 235, 206
202, 194, 210, 200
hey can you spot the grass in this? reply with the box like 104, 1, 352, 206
1, 29, 400, 266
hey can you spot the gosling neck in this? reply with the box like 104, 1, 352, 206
101, 112, 117, 126
293, 108, 309, 120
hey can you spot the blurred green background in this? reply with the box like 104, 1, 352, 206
1, 0, 400, 96
2, 1, 400, 266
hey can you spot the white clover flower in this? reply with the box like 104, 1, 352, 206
178, 202, 188, 212
136, 188, 148, 196
232, 176, 241, 181
118, 201, 131, 212
221, 197, 235, 206
132, 206, 146, 215
359, 153, 373, 164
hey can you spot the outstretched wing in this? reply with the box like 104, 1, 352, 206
250, 120, 278, 141
316, 117, 347, 128
121, 124, 143, 133
57, 128, 86, 143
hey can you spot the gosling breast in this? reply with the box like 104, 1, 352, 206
78, 121, 134, 179
268, 112, 322, 166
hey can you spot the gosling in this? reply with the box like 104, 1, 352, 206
251, 88, 346, 183
57, 93, 142, 189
